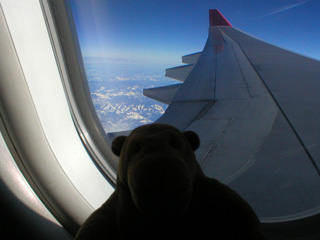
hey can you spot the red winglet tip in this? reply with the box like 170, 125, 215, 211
209, 9, 232, 27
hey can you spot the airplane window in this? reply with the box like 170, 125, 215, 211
66, 0, 320, 238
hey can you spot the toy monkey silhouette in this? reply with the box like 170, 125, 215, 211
75, 123, 265, 239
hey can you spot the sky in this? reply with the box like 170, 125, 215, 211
69, 0, 320, 66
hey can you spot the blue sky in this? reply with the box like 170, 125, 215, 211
70, 0, 320, 66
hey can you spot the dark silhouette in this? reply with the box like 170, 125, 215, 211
75, 123, 265, 239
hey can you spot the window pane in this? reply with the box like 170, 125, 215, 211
68, 0, 320, 225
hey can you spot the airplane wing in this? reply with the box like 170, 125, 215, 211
144, 9, 320, 221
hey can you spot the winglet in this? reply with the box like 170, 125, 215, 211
209, 9, 232, 27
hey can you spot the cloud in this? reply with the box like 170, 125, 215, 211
257, 0, 312, 19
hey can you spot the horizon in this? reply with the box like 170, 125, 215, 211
70, 0, 320, 66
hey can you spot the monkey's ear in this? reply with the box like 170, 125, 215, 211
183, 131, 200, 151
111, 136, 127, 156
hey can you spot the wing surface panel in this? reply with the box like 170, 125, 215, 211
190, 95, 278, 184
171, 27, 221, 102
156, 101, 214, 130
222, 27, 320, 167
229, 111, 320, 220
157, 26, 280, 183
143, 10, 320, 221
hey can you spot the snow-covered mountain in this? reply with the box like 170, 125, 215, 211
84, 57, 174, 133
